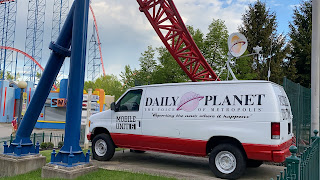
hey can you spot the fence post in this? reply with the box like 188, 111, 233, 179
311, 130, 320, 180
42, 132, 45, 143
50, 132, 52, 142
62, 134, 64, 142
286, 145, 300, 180
33, 132, 36, 145
311, 130, 319, 142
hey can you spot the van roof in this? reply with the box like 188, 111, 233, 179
131, 80, 281, 89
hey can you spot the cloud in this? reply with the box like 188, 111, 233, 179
9, 0, 295, 80
289, 4, 300, 9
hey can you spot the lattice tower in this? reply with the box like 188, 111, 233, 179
51, 0, 69, 80
0, 0, 17, 79
87, 23, 101, 81
23, 0, 46, 83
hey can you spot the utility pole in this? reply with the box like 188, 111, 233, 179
311, 0, 320, 133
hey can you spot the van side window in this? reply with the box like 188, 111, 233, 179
118, 89, 143, 111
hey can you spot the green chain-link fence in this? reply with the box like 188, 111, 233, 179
283, 77, 311, 153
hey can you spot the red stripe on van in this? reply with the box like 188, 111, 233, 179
110, 133, 207, 156
242, 138, 293, 162
3, 87, 7, 116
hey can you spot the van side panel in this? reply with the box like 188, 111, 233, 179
110, 133, 207, 156
141, 83, 278, 145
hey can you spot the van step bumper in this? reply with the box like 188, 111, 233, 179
242, 138, 293, 162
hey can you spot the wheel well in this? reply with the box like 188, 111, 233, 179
206, 136, 247, 158
92, 127, 110, 140
92, 127, 118, 148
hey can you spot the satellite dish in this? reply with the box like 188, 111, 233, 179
228, 33, 248, 57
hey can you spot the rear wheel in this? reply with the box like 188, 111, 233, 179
92, 134, 115, 161
209, 144, 246, 179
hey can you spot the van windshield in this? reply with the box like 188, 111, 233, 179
118, 89, 143, 111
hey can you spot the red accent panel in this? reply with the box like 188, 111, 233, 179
110, 133, 207, 156
28, 88, 31, 103
242, 138, 293, 162
3, 87, 7, 116
87, 132, 92, 141
137, 0, 219, 81
13, 100, 16, 117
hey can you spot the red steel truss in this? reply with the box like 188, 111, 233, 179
137, 0, 220, 81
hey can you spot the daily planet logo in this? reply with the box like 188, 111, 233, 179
144, 92, 265, 113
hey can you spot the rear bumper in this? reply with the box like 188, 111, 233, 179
242, 138, 293, 162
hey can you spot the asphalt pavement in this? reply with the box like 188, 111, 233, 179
92, 149, 284, 180
0, 123, 12, 138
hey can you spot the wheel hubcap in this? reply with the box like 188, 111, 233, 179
215, 151, 236, 174
95, 139, 107, 156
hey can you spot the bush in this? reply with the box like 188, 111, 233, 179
40, 142, 47, 150
47, 142, 54, 149
58, 141, 64, 148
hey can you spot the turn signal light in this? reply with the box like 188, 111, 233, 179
271, 122, 280, 139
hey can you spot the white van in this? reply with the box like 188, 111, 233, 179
87, 80, 293, 179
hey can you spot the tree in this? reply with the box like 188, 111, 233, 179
84, 75, 124, 101
203, 19, 229, 73
288, 0, 312, 87
120, 65, 138, 90
136, 46, 157, 85
152, 46, 189, 84
238, 0, 289, 82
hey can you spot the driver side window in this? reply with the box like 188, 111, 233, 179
118, 89, 143, 112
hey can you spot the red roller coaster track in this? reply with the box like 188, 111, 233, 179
137, 0, 220, 81
0, 46, 58, 89
0, 0, 106, 76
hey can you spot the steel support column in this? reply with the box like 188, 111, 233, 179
4, 2, 75, 155
53, 0, 90, 166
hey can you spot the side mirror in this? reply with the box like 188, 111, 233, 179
111, 102, 116, 111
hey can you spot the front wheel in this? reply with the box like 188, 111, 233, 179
92, 134, 115, 161
209, 144, 246, 179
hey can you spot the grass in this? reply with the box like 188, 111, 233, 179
0, 150, 176, 180
40, 148, 123, 163
0, 169, 176, 180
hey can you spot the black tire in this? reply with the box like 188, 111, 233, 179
209, 144, 246, 179
246, 159, 263, 168
130, 149, 146, 153
92, 134, 115, 161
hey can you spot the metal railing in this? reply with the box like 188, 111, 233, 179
271, 130, 320, 180
0, 132, 65, 152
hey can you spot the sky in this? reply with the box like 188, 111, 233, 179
10, 0, 302, 81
